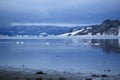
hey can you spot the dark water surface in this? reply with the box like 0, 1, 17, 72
0, 39, 120, 74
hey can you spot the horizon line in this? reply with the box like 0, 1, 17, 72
11, 22, 99, 27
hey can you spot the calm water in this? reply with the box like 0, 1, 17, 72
0, 39, 120, 74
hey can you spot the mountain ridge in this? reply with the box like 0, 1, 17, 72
60, 19, 120, 36
0, 19, 120, 37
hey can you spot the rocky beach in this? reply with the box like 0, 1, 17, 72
0, 66, 120, 80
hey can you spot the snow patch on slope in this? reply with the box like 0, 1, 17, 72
58, 29, 84, 37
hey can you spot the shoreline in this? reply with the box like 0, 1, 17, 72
0, 35, 120, 39
0, 66, 120, 80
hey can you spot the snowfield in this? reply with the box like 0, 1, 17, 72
1, 28, 120, 39
57, 29, 85, 37
0, 35, 120, 39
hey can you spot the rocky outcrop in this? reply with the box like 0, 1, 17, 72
75, 19, 120, 36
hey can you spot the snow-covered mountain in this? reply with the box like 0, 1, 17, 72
58, 19, 120, 37
0, 19, 120, 37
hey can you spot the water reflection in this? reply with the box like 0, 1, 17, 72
91, 39, 120, 53
66, 39, 120, 53
0, 39, 119, 53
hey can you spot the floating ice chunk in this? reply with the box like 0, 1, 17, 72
46, 42, 50, 45
72, 39, 79, 44
20, 41, 24, 44
16, 41, 20, 44
84, 43, 88, 46
88, 41, 91, 44
94, 43, 100, 46
16, 41, 24, 44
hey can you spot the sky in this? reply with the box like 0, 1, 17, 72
0, 0, 120, 26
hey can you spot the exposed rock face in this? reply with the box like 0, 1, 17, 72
75, 19, 120, 36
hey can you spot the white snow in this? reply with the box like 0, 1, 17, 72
57, 29, 84, 37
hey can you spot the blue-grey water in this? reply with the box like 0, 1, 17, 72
0, 39, 120, 74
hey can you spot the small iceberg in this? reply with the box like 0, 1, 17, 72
20, 41, 24, 44
45, 42, 50, 45
16, 41, 20, 44
16, 41, 24, 44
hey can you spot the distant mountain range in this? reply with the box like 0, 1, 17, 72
0, 19, 120, 37
0, 25, 79, 36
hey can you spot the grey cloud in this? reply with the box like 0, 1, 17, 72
0, 0, 120, 24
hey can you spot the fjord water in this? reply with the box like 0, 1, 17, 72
0, 39, 120, 74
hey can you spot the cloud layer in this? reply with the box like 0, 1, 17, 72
0, 0, 120, 24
